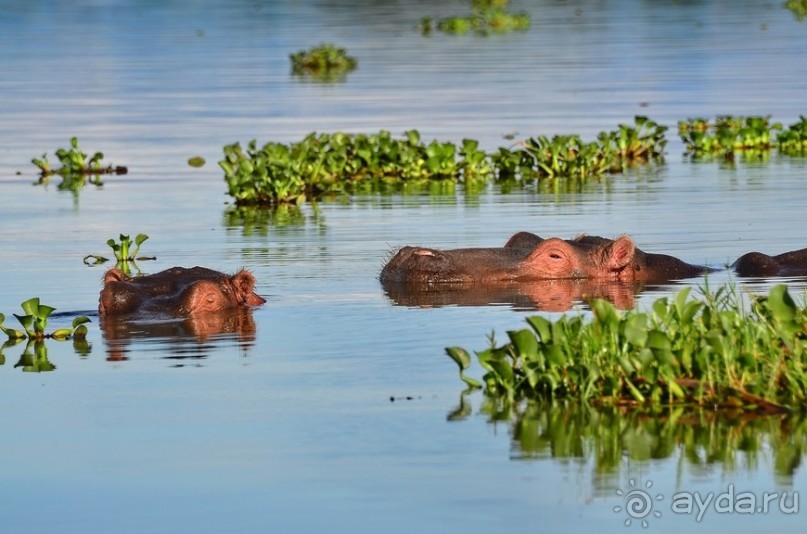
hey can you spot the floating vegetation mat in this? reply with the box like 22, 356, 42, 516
446, 285, 807, 412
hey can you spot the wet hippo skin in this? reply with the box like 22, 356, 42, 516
99, 266, 266, 317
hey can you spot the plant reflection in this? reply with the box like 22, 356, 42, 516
0, 337, 90, 372
449, 394, 806, 490
223, 204, 319, 235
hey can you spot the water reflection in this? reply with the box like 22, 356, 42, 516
0, 337, 91, 373
99, 309, 257, 362
383, 278, 653, 311
450, 395, 806, 490
223, 204, 322, 234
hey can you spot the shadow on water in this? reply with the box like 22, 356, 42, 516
449, 394, 807, 491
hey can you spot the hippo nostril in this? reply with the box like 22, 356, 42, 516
414, 249, 435, 257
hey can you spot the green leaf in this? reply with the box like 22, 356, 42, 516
507, 328, 538, 360
72, 316, 91, 328
0, 324, 26, 339
20, 297, 40, 316
50, 328, 73, 340
526, 315, 552, 342
767, 284, 796, 323
486, 358, 515, 389
37, 305, 56, 320
674, 286, 692, 316
445, 346, 472, 371
445, 346, 482, 388
647, 329, 672, 351
590, 298, 619, 326
14, 314, 34, 334
624, 314, 648, 347
73, 324, 88, 341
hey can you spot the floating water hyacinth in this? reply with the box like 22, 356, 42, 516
0, 298, 89, 341
447, 284, 807, 410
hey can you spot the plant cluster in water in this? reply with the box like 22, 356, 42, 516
0, 299, 91, 371
776, 115, 807, 155
446, 284, 807, 411
83, 233, 154, 275
32, 137, 127, 191
0, 298, 89, 342
421, 0, 530, 36
677, 115, 787, 161
494, 116, 667, 180
678, 115, 807, 162
289, 43, 357, 82
219, 116, 666, 206
784, 0, 807, 20
220, 130, 493, 205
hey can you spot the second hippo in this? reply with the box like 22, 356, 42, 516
381, 232, 713, 286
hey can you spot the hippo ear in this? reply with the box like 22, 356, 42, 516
232, 269, 256, 292
233, 269, 266, 306
605, 236, 636, 271
103, 268, 127, 284
504, 232, 543, 249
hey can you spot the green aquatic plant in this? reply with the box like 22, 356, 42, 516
107, 233, 150, 263
32, 136, 127, 178
219, 130, 495, 206
777, 115, 807, 155
678, 115, 782, 160
187, 156, 206, 168
290, 43, 357, 81
493, 116, 667, 181
784, 0, 807, 20
83, 233, 154, 275
599, 115, 668, 165
0, 298, 90, 341
423, 0, 530, 36
220, 117, 667, 205
446, 284, 807, 410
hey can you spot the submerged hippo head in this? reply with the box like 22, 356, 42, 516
99, 266, 266, 317
733, 248, 807, 277
380, 232, 710, 286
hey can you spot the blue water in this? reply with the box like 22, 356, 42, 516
1, 1, 807, 532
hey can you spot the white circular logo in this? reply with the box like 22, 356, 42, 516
614, 479, 663, 527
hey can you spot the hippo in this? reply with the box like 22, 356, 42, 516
380, 232, 713, 286
732, 248, 807, 277
99, 266, 266, 317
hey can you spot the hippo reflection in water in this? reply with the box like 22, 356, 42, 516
380, 232, 807, 310
99, 266, 266, 317
100, 308, 259, 361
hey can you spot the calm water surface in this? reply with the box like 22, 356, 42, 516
1, 1, 807, 533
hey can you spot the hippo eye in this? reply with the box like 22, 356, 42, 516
549, 252, 563, 260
